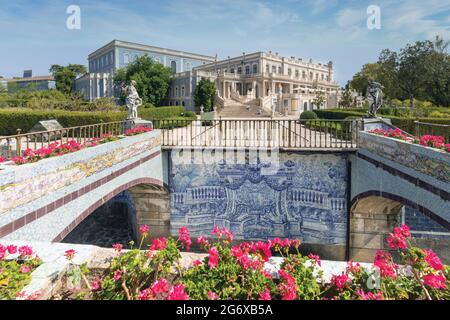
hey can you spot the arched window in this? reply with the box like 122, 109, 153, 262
278, 66, 282, 74
230, 68, 235, 73
309, 72, 313, 79
181, 86, 185, 97
252, 64, 258, 74
302, 71, 306, 78
175, 86, 179, 97
171, 61, 177, 74
288, 68, 292, 76
295, 70, 299, 78
272, 66, 276, 73
237, 67, 242, 74
182, 101, 185, 106
175, 101, 179, 106
245, 65, 250, 74
266, 64, 270, 73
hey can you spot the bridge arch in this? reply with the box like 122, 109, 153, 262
53, 178, 170, 243
349, 190, 450, 262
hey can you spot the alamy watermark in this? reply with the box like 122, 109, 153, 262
66, 5, 81, 30
367, 5, 381, 30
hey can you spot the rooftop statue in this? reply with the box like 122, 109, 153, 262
366, 81, 383, 118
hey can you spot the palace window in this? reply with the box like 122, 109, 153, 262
309, 72, 313, 79
326, 75, 329, 82
175, 86, 179, 97
266, 64, 270, 73
272, 66, 276, 73
245, 65, 250, 74
230, 68, 235, 73
124, 53, 130, 64
253, 64, 258, 74
302, 71, 306, 78
171, 61, 177, 74
181, 86, 185, 97
278, 66, 282, 74
295, 70, 299, 78
315, 73, 319, 80
321, 74, 324, 81
237, 67, 242, 74
288, 68, 292, 76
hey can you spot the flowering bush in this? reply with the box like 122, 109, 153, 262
0, 157, 5, 163
0, 244, 42, 299
56, 224, 449, 300
369, 129, 449, 153
10, 134, 120, 166
124, 126, 152, 136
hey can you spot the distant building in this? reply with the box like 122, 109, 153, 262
74, 40, 215, 101
74, 40, 341, 116
6, 70, 55, 92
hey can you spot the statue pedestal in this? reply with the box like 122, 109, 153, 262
362, 117, 393, 132
125, 118, 153, 131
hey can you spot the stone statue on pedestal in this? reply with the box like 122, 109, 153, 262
366, 81, 383, 118
122, 80, 142, 120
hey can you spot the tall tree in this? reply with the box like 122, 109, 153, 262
49, 64, 86, 95
424, 37, 450, 107
193, 78, 216, 112
114, 55, 172, 106
313, 90, 326, 109
339, 82, 356, 109
396, 40, 435, 110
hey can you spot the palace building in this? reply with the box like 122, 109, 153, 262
75, 40, 341, 117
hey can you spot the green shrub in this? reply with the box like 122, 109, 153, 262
0, 106, 197, 135
300, 111, 318, 120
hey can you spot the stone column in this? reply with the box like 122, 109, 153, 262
129, 185, 171, 240
261, 80, 266, 97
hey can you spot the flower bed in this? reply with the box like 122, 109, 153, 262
51, 224, 449, 300
0, 244, 42, 300
369, 128, 450, 153
0, 126, 153, 166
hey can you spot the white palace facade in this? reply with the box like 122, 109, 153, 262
75, 40, 341, 117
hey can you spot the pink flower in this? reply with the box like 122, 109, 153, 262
207, 291, 219, 300
223, 228, 234, 242
252, 241, 272, 262
0, 157, 4, 163
149, 237, 167, 251
386, 224, 410, 250
139, 224, 150, 235
20, 265, 32, 273
211, 226, 223, 238
139, 288, 153, 300
113, 270, 122, 282
308, 254, 321, 267
208, 247, 219, 269
112, 243, 123, 253
18, 245, 33, 257
331, 272, 351, 290
423, 273, 446, 289
168, 284, 189, 300
151, 278, 170, 295
197, 236, 209, 248
373, 250, 397, 279
64, 249, 76, 260
91, 278, 102, 291
356, 289, 383, 300
7, 245, 17, 255
346, 261, 362, 274
259, 287, 272, 300
193, 259, 202, 267
178, 226, 191, 251
278, 270, 297, 300
424, 250, 444, 271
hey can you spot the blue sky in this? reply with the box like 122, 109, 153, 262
0, 0, 449, 85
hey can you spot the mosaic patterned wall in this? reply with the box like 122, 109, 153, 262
169, 152, 349, 245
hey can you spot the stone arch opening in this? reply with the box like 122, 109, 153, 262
349, 191, 449, 262
58, 179, 169, 247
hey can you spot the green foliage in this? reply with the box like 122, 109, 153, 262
114, 56, 172, 106
0, 253, 41, 300
193, 78, 216, 112
50, 64, 86, 95
299, 110, 318, 120
0, 106, 195, 135
349, 36, 450, 108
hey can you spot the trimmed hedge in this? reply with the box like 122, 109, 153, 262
0, 106, 196, 135
313, 109, 450, 135
300, 110, 318, 120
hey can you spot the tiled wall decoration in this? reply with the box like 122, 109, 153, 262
169, 152, 349, 245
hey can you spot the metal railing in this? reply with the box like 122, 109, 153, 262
0, 119, 363, 162
414, 121, 450, 143
0, 121, 127, 161
154, 119, 363, 149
